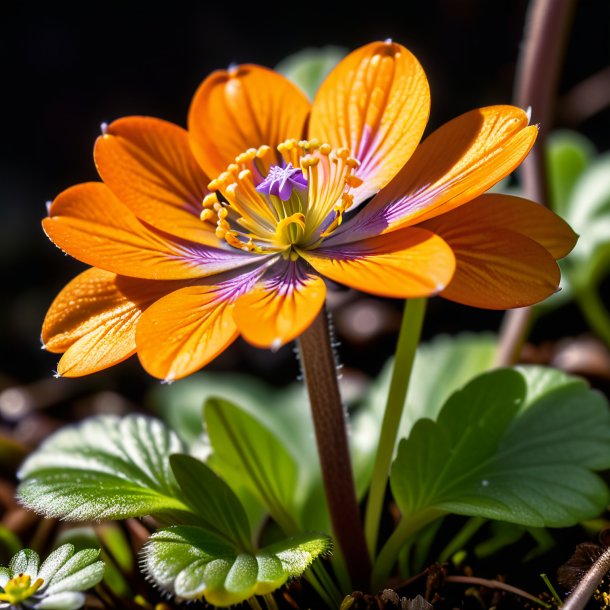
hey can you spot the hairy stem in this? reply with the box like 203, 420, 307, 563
495, 0, 575, 366
364, 298, 427, 557
298, 307, 371, 590
561, 545, 610, 610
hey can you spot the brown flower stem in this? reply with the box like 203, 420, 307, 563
561, 545, 610, 610
445, 576, 551, 608
495, 0, 575, 366
298, 306, 371, 590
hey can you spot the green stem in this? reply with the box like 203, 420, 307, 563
308, 562, 342, 608
576, 286, 610, 348
263, 594, 279, 610
298, 306, 371, 590
247, 597, 264, 610
364, 298, 427, 557
371, 509, 442, 592
438, 517, 486, 563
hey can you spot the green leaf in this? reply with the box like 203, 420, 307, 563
546, 130, 595, 219
170, 454, 251, 550
18, 415, 189, 521
275, 46, 347, 100
142, 525, 330, 607
205, 398, 299, 533
391, 367, 610, 528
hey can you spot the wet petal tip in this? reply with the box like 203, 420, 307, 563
100, 122, 108, 136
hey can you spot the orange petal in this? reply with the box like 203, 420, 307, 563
135, 286, 239, 381
233, 261, 326, 349
421, 218, 560, 308
94, 116, 216, 244
43, 268, 182, 377
421, 193, 577, 260
301, 227, 455, 298
309, 41, 430, 205
188, 64, 310, 179
43, 183, 259, 279
337, 106, 537, 240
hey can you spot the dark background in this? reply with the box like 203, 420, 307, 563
1, 0, 609, 394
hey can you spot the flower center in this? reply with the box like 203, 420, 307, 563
0, 574, 44, 604
201, 140, 362, 254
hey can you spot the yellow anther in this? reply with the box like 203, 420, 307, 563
256, 145, 271, 158
319, 143, 332, 155
346, 175, 363, 188
336, 148, 350, 159
346, 157, 360, 169
238, 169, 252, 181
217, 207, 228, 219
208, 178, 222, 191
301, 155, 320, 169
202, 193, 218, 208
224, 231, 245, 249
200, 209, 215, 222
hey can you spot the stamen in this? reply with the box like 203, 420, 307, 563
205, 139, 362, 252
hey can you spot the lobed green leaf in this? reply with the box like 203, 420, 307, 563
18, 415, 188, 521
391, 367, 610, 528
142, 525, 331, 607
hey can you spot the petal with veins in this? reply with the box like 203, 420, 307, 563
310, 40, 430, 206
189, 64, 310, 179
43, 183, 263, 280
330, 106, 537, 243
136, 266, 265, 380
95, 116, 214, 243
234, 259, 326, 349
301, 227, 455, 298
43, 268, 185, 377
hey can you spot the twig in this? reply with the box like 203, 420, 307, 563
445, 575, 551, 608
495, 0, 576, 366
561, 545, 610, 610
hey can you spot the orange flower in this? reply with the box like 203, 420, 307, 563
42, 41, 576, 381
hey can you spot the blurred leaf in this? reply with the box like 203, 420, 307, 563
391, 367, 610, 530
275, 46, 347, 100
562, 153, 610, 290
205, 398, 301, 534
170, 454, 251, 550
18, 415, 189, 521
0, 526, 21, 559
546, 130, 595, 219
0, 432, 27, 474
142, 525, 330, 607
